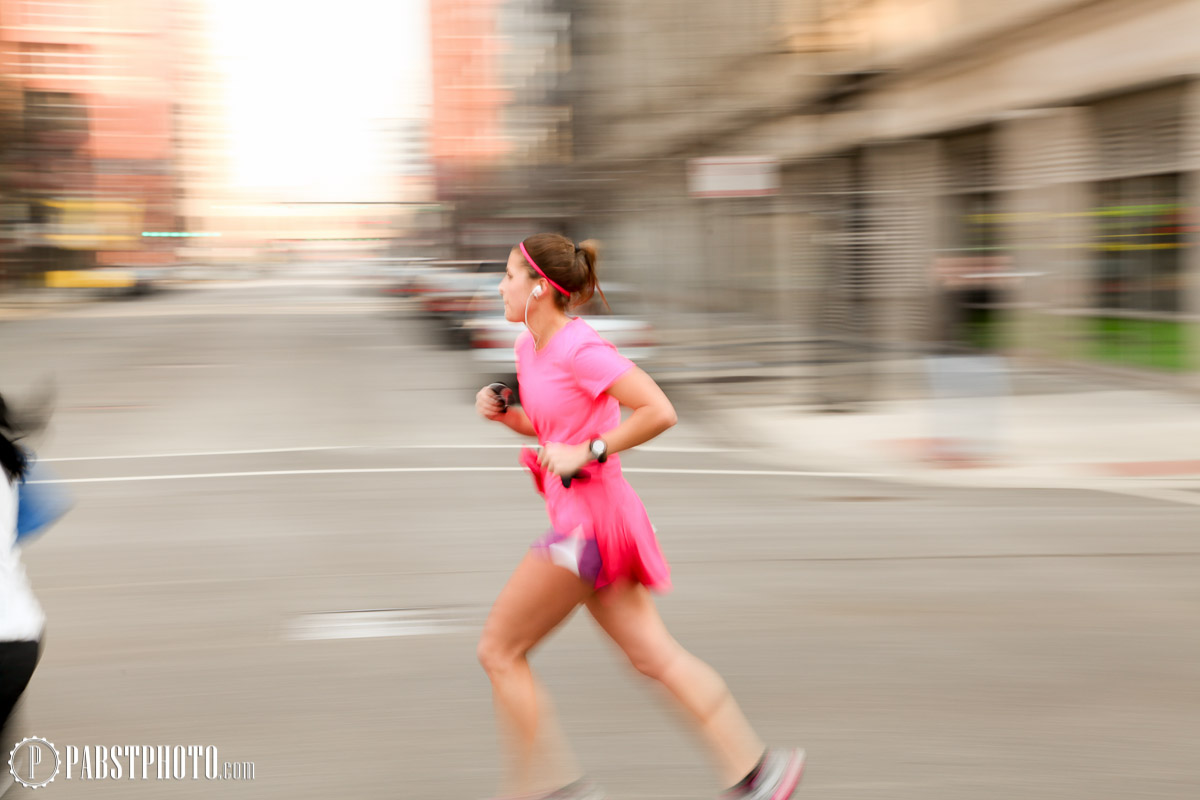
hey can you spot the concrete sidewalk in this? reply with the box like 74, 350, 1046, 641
704, 384, 1200, 492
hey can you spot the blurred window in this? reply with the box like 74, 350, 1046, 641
939, 127, 1007, 351
19, 0, 96, 28
15, 43, 90, 77
23, 90, 89, 135
1092, 173, 1185, 315
1085, 83, 1191, 371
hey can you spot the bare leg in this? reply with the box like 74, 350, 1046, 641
478, 552, 594, 796
586, 583, 765, 788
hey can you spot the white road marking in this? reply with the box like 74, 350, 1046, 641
285, 607, 485, 641
29, 453, 1200, 505
31, 467, 527, 484
30, 466, 889, 484
626, 468, 893, 478
42, 446, 359, 462
39, 443, 742, 462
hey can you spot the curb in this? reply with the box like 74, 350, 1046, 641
689, 398, 1200, 498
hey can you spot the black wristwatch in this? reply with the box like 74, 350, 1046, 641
588, 437, 608, 463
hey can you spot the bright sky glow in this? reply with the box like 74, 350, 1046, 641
208, 0, 430, 201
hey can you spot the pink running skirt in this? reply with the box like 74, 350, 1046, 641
520, 447, 671, 594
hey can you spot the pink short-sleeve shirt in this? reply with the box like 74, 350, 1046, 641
515, 317, 634, 447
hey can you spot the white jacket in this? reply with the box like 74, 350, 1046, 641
0, 478, 45, 641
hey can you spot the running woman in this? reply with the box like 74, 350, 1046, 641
473, 234, 805, 800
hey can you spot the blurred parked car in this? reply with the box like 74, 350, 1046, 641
44, 266, 168, 297
411, 261, 504, 304
464, 285, 658, 397
413, 261, 506, 345
373, 258, 438, 296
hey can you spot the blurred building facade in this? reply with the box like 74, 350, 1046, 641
428, 0, 508, 257
429, 0, 576, 259
0, 0, 193, 278
168, 0, 236, 263
564, 0, 1199, 388
385, 117, 434, 197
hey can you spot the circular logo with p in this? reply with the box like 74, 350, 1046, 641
8, 737, 60, 789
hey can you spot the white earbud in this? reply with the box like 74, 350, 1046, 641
525, 284, 543, 347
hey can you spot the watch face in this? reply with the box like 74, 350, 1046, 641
591, 439, 605, 457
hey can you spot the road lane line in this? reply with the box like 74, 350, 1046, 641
31, 467, 528, 483
28, 466, 1200, 506
285, 607, 488, 641
40, 444, 741, 462
30, 466, 897, 484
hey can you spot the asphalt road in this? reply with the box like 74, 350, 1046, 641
2, 274, 1197, 799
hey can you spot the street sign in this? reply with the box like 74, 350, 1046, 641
687, 156, 780, 198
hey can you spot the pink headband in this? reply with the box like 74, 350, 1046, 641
519, 242, 569, 296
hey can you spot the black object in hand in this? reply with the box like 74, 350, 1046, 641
487, 382, 512, 414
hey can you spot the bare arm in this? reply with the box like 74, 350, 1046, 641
474, 385, 537, 437
499, 405, 537, 437
535, 367, 677, 477
597, 366, 677, 454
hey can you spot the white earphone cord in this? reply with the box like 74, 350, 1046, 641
524, 287, 539, 349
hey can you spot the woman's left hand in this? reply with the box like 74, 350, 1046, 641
539, 442, 591, 478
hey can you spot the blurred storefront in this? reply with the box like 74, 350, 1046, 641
428, 0, 578, 259
0, 0, 192, 283
563, 0, 1200, 389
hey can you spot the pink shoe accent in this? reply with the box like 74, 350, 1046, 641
769, 749, 805, 800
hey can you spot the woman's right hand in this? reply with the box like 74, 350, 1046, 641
476, 385, 506, 421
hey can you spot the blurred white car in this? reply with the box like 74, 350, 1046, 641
464, 286, 658, 391
411, 261, 505, 328
375, 258, 438, 296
